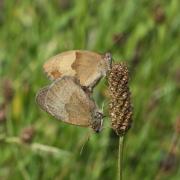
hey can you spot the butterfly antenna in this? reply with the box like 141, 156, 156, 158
101, 101, 105, 113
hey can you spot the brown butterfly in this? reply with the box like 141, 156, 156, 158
43, 50, 112, 90
36, 76, 104, 132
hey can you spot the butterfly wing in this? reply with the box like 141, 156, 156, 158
36, 86, 49, 112
64, 90, 96, 127
43, 76, 96, 126
43, 50, 106, 88
43, 50, 76, 80
71, 51, 103, 87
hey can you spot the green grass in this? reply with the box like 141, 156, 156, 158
0, 0, 180, 179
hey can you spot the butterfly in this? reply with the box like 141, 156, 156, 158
36, 76, 104, 132
43, 50, 112, 90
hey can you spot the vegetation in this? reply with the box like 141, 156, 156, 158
0, 0, 180, 179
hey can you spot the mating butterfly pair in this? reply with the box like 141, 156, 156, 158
36, 50, 112, 132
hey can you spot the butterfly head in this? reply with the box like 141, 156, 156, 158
91, 110, 104, 133
103, 52, 112, 71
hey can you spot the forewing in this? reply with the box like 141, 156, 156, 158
43, 50, 104, 88
45, 76, 95, 126
71, 51, 103, 87
43, 50, 77, 81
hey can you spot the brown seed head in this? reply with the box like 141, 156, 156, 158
153, 5, 166, 24
108, 63, 133, 136
20, 126, 35, 144
2, 78, 14, 103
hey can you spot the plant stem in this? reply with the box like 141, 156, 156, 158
118, 135, 125, 180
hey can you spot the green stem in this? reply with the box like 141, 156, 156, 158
118, 135, 125, 180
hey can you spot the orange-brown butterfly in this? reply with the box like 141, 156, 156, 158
36, 76, 104, 132
43, 50, 112, 90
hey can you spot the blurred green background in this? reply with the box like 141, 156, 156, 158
0, 0, 180, 180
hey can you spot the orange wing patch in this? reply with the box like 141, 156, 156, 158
51, 70, 62, 79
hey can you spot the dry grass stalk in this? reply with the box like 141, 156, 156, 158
20, 126, 36, 144
108, 62, 133, 180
